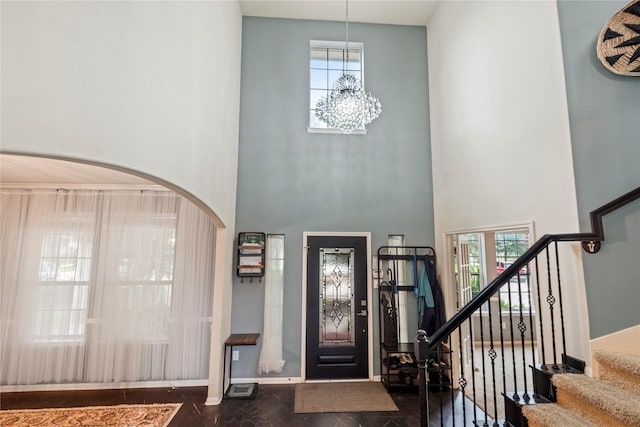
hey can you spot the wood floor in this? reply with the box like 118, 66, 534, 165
0, 384, 480, 426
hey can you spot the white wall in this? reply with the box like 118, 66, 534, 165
427, 1, 590, 361
1, 1, 242, 229
1, 0, 242, 402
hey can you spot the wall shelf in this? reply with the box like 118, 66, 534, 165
237, 232, 266, 279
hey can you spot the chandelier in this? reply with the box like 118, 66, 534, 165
315, 0, 382, 134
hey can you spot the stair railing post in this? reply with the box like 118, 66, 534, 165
415, 329, 430, 427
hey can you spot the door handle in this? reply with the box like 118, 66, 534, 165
357, 309, 368, 317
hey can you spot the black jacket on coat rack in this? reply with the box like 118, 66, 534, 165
419, 257, 446, 337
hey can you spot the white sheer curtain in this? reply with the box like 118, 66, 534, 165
0, 189, 214, 385
257, 234, 285, 374
1, 190, 98, 384
165, 200, 215, 379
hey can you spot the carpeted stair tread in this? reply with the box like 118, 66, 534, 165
594, 350, 640, 395
522, 402, 598, 427
552, 373, 640, 426
594, 350, 640, 376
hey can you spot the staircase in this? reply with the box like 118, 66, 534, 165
415, 186, 640, 427
522, 350, 640, 426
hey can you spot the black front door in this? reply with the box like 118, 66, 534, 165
306, 235, 368, 379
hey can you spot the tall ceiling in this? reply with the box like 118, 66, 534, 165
1, 1, 438, 187
239, 0, 439, 26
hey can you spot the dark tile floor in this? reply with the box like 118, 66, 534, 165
1, 384, 482, 426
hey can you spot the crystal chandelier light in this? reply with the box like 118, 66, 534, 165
315, 0, 382, 134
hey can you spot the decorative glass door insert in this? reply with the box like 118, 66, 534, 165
319, 248, 355, 347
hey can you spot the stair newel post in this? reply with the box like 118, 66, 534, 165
415, 329, 430, 427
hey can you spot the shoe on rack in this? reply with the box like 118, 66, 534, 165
399, 370, 411, 384
388, 356, 400, 368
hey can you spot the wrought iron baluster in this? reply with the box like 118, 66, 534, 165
546, 246, 558, 367
486, 301, 499, 426
516, 271, 530, 402
526, 264, 538, 394
534, 256, 546, 366
499, 289, 507, 407
457, 327, 467, 427
506, 278, 520, 401
437, 343, 444, 427
478, 308, 489, 426
449, 335, 456, 427
555, 242, 568, 358
469, 317, 478, 425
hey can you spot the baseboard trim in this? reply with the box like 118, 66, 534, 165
231, 377, 381, 385
590, 325, 640, 353
0, 379, 208, 393
590, 324, 640, 377
205, 396, 222, 406
232, 377, 302, 385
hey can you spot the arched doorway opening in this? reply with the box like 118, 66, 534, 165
0, 154, 228, 402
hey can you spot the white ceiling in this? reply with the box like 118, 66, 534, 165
1, 1, 437, 187
0, 155, 155, 187
239, 0, 439, 26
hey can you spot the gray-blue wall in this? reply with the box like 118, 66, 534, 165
557, 1, 640, 338
232, 17, 433, 378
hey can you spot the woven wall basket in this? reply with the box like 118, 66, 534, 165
596, 0, 640, 76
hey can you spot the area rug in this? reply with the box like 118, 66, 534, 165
294, 382, 398, 413
0, 403, 182, 427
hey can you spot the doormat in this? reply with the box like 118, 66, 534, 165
0, 403, 182, 427
294, 382, 398, 413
